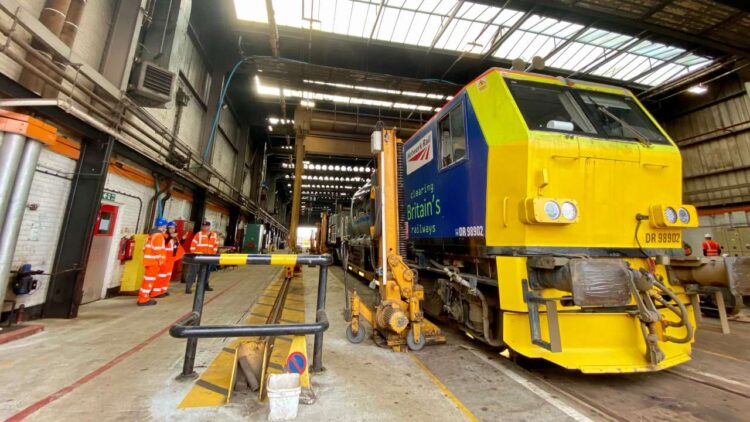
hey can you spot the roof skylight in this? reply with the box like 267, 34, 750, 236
234, 0, 714, 88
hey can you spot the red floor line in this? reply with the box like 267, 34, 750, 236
6, 279, 246, 422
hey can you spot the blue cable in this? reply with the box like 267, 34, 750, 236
202, 57, 252, 162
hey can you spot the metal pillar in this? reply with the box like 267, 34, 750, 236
170, 253, 332, 378
0, 132, 26, 227
190, 187, 207, 227
0, 139, 43, 308
311, 264, 329, 372
179, 265, 207, 378
288, 135, 304, 251
44, 135, 114, 318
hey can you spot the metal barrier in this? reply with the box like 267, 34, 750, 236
169, 253, 333, 378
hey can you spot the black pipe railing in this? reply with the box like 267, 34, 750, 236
170, 253, 332, 378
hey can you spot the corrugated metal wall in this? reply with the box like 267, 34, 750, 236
660, 76, 750, 207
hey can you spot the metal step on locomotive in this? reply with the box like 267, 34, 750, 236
342, 67, 705, 373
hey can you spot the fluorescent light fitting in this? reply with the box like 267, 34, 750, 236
687, 84, 707, 95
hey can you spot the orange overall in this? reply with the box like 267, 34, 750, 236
190, 230, 219, 254
702, 239, 720, 256
138, 230, 166, 303
152, 235, 184, 297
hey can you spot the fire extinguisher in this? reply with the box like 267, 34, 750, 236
118, 236, 135, 262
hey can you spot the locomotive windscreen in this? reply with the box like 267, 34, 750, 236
507, 79, 669, 145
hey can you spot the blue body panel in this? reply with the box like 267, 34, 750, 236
403, 92, 488, 241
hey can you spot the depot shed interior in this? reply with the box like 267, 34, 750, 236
0, 0, 749, 420
0, 0, 747, 320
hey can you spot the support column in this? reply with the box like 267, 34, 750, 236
288, 136, 304, 251
190, 187, 207, 227
44, 135, 114, 318
226, 205, 240, 247
0, 141, 44, 309
0, 133, 26, 226
0, 113, 57, 311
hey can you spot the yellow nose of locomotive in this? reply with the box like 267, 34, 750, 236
468, 69, 697, 373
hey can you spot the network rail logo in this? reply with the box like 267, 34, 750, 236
406, 132, 433, 175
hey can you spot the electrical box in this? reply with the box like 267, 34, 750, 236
243, 224, 265, 254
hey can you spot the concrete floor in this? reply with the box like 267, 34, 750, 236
1, 265, 748, 421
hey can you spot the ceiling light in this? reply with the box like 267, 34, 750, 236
687, 84, 707, 95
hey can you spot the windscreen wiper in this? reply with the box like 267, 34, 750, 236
596, 105, 651, 147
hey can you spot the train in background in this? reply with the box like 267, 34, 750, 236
311, 209, 352, 264
334, 67, 716, 373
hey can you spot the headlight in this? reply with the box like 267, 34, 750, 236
678, 207, 690, 224
544, 200, 560, 220
665, 207, 677, 224
561, 201, 577, 220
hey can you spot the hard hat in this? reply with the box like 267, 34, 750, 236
167, 220, 176, 227
704, 233, 712, 238
155, 217, 169, 227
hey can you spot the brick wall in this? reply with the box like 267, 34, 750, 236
0, 141, 76, 311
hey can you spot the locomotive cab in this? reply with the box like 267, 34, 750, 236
402, 68, 699, 373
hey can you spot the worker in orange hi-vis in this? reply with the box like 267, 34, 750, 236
138, 218, 169, 306
151, 220, 184, 298
186, 220, 219, 294
702, 233, 722, 256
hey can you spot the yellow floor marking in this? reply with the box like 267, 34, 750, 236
178, 347, 236, 408
409, 354, 479, 422
264, 277, 306, 398
179, 274, 307, 408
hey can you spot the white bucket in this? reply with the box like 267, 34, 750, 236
267, 373, 301, 421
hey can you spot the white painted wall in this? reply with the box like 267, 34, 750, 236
213, 131, 237, 182
101, 170, 154, 290
1, 144, 76, 311
163, 197, 192, 221
204, 208, 229, 241
177, 82, 206, 153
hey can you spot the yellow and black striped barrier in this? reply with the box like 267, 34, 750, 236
184, 253, 332, 267
171, 253, 332, 378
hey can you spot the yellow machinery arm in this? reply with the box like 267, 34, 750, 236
346, 128, 444, 351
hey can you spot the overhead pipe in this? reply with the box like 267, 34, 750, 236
43, 0, 87, 98
158, 180, 174, 220
0, 16, 289, 234
19, 0, 72, 93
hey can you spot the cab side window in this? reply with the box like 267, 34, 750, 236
439, 104, 466, 168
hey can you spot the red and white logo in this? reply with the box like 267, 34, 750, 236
405, 132, 433, 174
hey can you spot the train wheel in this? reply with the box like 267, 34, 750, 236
406, 328, 426, 351
346, 323, 366, 344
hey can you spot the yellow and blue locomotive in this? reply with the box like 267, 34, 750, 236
353, 68, 699, 373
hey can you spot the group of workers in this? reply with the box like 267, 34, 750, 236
137, 219, 218, 306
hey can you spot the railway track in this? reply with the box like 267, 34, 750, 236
332, 265, 750, 421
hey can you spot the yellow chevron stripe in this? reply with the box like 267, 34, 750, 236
178, 271, 307, 408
